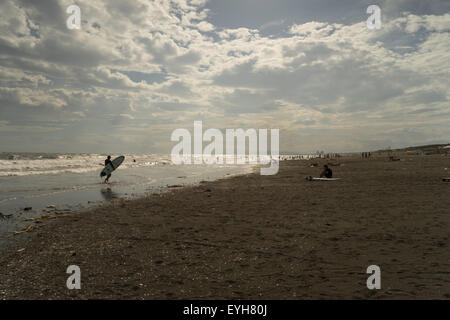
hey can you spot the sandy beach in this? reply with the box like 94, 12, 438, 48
1, 155, 449, 299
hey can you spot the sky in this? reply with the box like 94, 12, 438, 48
0, 0, 449, 154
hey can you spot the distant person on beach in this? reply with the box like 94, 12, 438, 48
320, 165, 333, 178
104, 155, 114, 183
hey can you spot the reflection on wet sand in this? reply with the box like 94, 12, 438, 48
100, 188, 119, 201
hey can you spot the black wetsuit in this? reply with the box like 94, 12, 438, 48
105, 159, 113, 167
104, 159, 114, 181
324, 168, 333, 178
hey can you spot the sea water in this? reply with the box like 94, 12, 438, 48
0, 153, 258, 245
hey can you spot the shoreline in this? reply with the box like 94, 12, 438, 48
1, 168, 253, 244
1, 156, 450, 299
0, 164, 257, 248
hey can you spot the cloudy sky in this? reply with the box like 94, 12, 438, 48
0, 0, 449, 154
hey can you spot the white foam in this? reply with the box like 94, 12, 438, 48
0, 154, 171, 177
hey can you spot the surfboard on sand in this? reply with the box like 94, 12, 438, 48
306, 176, 340, 181
100, 156, 125, 178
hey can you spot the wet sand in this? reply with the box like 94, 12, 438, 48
1, 155, 450, 299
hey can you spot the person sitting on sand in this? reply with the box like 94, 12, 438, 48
104, 155, 115, 183
320, 165, 333, 178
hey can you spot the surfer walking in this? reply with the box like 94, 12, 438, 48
104, 155, 115, 183
100, 155, 124, 183
320, 165, 333, 178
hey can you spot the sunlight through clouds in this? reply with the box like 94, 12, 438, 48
0, 0, 449, 153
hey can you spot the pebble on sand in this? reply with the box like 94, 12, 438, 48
0, 212, 13, 219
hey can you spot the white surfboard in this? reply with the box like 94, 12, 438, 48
306, 176, 340, 181
100, 156, 125, 177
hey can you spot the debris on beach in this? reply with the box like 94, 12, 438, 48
23, 207, 32, 211
0, 212, 13, 219
14, 225, 36, 235
17, 248, 25, 253
34, 215, 56, 224
168, 185, 183, 188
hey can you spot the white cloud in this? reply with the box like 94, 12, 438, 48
0, 0, 449, 153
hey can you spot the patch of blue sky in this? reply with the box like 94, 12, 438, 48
370, 27, 430, 54
205, 0, 371, 31
112, 70, 167, 84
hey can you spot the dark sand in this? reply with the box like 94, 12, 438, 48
1, 156, 450, 299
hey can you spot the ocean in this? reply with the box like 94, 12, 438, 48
0, 152, 258, 245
